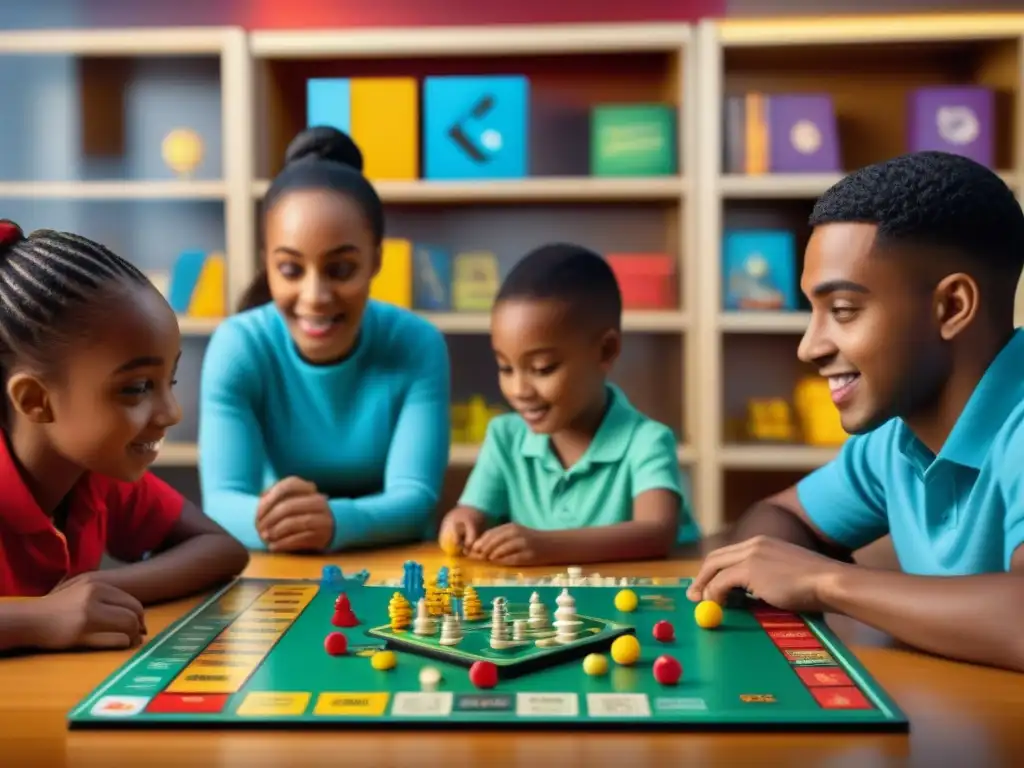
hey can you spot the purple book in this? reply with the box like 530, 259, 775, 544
908, 86, 993, 166
766, 94, 840, 173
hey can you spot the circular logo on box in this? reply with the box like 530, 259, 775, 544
936, 106, 979, 145
790, 120, 821, 155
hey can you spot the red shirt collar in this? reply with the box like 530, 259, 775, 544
0, 431, 58, 534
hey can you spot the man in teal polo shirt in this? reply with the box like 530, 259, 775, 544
438, 244, 696, 566
688, 151, 1024, 673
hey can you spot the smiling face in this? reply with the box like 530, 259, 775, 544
32, 285, 183, 482
491, 297, 618, 434
264, 188, 381, 364
797, 222, 955, 434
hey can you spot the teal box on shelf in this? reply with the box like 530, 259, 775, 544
590, 104, 677, 176
423, 75, 529, 180
722, 230, 797, 311
307, 78, 351, 131
412, 244, 452, 311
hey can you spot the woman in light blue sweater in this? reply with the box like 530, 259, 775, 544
198, 127, 451, 552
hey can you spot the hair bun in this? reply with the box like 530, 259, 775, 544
0, 219, 24, 250
284, 126, 364, 172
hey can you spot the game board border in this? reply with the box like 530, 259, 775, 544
65, 577, 910, 733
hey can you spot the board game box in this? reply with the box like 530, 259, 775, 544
67, 565, 908, 731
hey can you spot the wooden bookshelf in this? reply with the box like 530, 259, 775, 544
3, 16, 1024, 532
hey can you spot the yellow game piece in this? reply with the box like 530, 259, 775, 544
440, 534, 461, 557
610, 635, 641, 666
370, 650, 397, 670
387, 592, 412, 631
694, 600, 724, 629
462, 586, 484, 621
582, 653, 609, 676
614, 589, 639, 612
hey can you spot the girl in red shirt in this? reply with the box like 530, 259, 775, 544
0, 220, 248, 653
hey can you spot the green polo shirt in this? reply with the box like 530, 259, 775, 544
459, 385, 698, 542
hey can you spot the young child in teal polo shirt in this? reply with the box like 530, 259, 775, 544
688, 151, 1024, 672
438, 243, 697, 566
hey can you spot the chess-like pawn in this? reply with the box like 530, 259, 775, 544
528, 591, 549, 631
553, 588, 582, 644
489, 597, 512, 649
439, 614, 463, 646
413, 598, 437, 636
513, 619, 528, 642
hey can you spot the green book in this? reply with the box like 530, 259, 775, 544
590, 104, 677, 176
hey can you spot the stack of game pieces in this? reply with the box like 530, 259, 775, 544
489, 597, 512, 649
331, 593, 360, 627
388, 592, 412, 631
553, 589, 582, 644
462, 587, 484, 621
439, 614, 463, 646
513, 619, 528, 642
449, 566, 465, 599
413, 598, 437, 636
425, 580, 444, 617
528, 592, 550, 631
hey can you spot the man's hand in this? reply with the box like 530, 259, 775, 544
468, 523, 553, 567
686, 535, 847, 613
257, 476, 334, 552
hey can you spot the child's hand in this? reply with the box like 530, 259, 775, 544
257, 476, 334, 552
31, 580, 146, 651
438, 507, 486, 553
468, 523, 550, 566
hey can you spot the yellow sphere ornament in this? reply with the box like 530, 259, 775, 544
610, 634, 641, 666
614, 588, 639, 612
694, 600, 724, 629
582, 653, 609, 676
161, 128, 204, 178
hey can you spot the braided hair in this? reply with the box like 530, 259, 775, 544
0, 219, 151, 427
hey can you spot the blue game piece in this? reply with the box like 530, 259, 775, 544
436, 566, 449, 589
402, 561, 425, 604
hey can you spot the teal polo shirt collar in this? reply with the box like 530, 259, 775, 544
896, 328, 1024, 474
520, 385, 640, 473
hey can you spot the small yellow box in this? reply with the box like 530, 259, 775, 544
350, 77, 419, 180
371, 238, 413, 308
187, 252, 226, 317
452, 251, 500, 312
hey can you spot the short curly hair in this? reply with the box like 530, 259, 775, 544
496, 243, 622, 332
809, 151, 1024, 287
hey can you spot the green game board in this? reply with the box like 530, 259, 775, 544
66, 576, 908, 731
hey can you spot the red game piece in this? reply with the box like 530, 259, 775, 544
652, 620, 675, 642
324, 632, 348, 655
469, 661, 498, 689
332, 593, 360, 627
653, 654, 682, 685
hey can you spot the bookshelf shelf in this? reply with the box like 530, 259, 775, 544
718, 311, 809, 334
252, 177, 687, 203
5, 15, 1023, 533
0, 180, 228, 201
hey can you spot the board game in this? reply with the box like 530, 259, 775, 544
67, 565, 908, 731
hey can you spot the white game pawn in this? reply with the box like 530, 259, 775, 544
528, 592, 550, 631
413, 598, 437, 636
553, 588, 582, 644
567, 566, 583, 586
489, 597, 513, 649
439, 614, 462, 646
513, 619, 528, 642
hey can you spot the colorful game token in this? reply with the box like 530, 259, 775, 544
582, 653, 608, 676
653, 654, 682, 685
440, 533, 461, 557
469, 661, 498, 689
694, 600, 723, 629
324, 632, 348, 656
610, 634, 641, 666
371, 650, 397, 670
652, 620, 675, 642
419, 666, 442, 690
332, 593, 360, 627
614, 589, 639, 612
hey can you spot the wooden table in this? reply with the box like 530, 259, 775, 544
2, 543, 1022, 767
